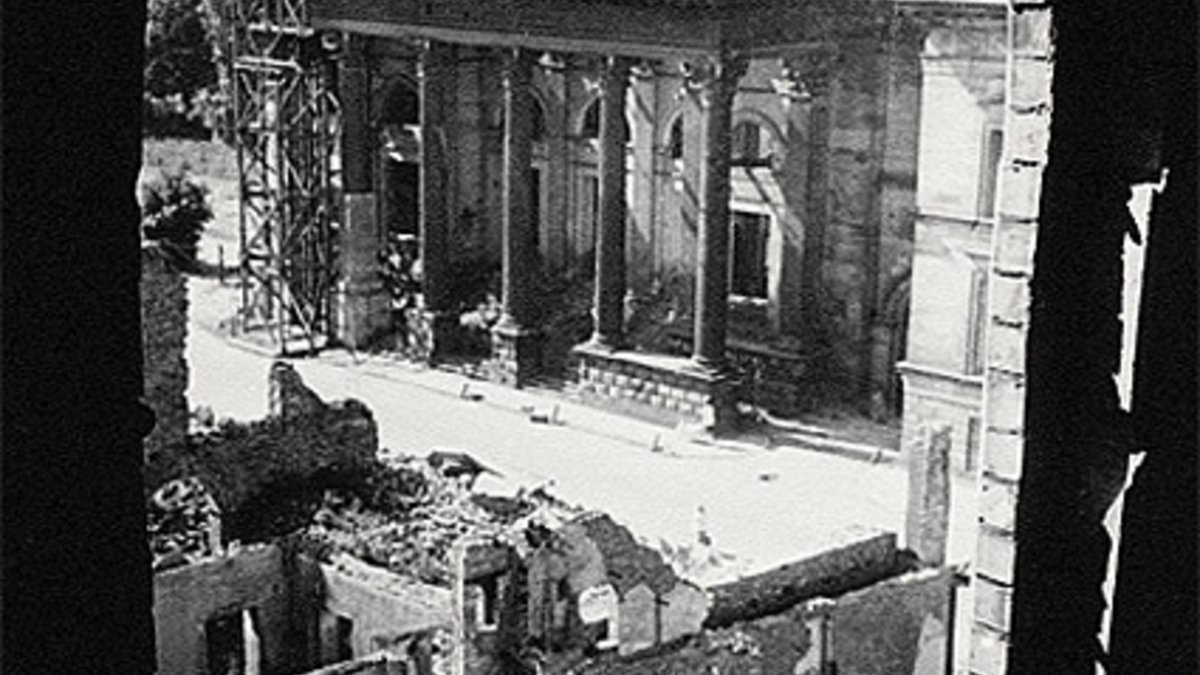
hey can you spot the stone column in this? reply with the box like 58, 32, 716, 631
590, 56, 633, 349
784, 51, 834, 332
690, 54, 747, 369
336, 34, 390, 350
418, 39, 457, 359
491, 48, 542, 386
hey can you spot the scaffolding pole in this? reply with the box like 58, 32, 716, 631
221, 0, 341, 355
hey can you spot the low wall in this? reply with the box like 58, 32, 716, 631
572, 343, 739, 428
705, 531, 902, 628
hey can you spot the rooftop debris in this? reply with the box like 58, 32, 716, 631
147, 477, 222, 571
302, 456, 581, 585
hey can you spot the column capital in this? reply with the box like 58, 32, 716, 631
500, 47, 537, 86
781, 49, 836, 100
342, 32, 369, 70
416, 39, 454, 82
888, 14, 931, 65
598, 55, 636, 85
679, 53, 748, 105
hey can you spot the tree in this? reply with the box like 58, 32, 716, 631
141, 166, 213, 267
144, 0, 222, 137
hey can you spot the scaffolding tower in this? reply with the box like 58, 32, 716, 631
222, 0, 341, 354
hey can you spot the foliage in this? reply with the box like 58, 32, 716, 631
141, 166, 214, 267
144, 0, 224, 138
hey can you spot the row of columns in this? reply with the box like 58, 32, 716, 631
342, 37, 818, 382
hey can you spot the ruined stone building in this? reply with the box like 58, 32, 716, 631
143, 366, 955, 675
4, 0, 1193, 674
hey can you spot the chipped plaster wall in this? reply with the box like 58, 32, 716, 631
153, 544, 292, 675
318, 553, 454, 658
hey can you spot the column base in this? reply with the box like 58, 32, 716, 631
403, 308, 460, 363
572, 343, 743, 434
334, 280, 392, 351
489, 321, 544, 388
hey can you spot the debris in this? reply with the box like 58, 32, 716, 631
758, 472, 779, 482
458, 383, 483, 402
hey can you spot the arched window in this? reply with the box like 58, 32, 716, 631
580, 99, 630, 143
668, 117, 684, 160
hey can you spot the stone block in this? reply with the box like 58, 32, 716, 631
992, 218, 1037, 275
1006, 111, 1050, 165
985, 370, 1025, 432
989, 275, 1031, 326
975, 527, 1016, 584
1009, 59, 1053, 113
997, 162, 1045, 222
650, 394, 664, 408
972, 576, 1013, 633
979, 473, 1018, 533
982, 429, 1024, 481
1011, 7, 1053, 59
905, 423, 952, 566
969, 624, 1009, 675
986, 321, 1027, 374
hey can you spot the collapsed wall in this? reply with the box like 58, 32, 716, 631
146, 362, 378, 519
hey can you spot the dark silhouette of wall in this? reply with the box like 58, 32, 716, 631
3, 3, 158, 673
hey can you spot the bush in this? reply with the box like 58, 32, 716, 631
141, 166, 213, 267
144, 0, 223, 138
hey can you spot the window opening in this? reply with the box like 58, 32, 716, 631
965, 267, 989, 376
977, 127, 1004, 219
581, 99, 630, 142
732, 121, 771, 167
730, 211, 770, 299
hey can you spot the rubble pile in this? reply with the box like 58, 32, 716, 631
147, 477, 222, 571
304, 459, 572, 585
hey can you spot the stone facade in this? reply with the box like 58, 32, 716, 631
967, 4, 1053, 674
899, 6, 1008, 473
339, 19, 927, 413
141, 243, 189, 478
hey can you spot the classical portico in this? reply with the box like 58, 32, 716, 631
312, 0, 925, 422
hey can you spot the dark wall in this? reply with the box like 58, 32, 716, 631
3, 3, 158, 673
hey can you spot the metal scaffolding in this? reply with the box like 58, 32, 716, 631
222, 0, 341, 354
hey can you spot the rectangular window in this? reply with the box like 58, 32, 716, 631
335, 615, 354, 662
965, 267, 989, 376
977, 127, 1005, 220
474, 575, 500, 631
730, 211, 770, 299
206, 612, 246, 675
966, 416, 983, 473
